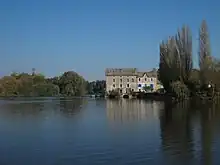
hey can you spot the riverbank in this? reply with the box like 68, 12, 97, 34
107, 91, 220, 104
107, 92, 173, 101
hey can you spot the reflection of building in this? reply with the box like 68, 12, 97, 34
105, 68, 158, 94
106, 99, 163, 122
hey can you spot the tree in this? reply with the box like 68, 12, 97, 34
0, 76, 19, 96
199, 20, 212, 85
32, 83, 59, 96
0, 69, 88, 97
158, 25, 193, 96
175, 26, 193, 83
86, 80, 106, 94
59, 71, 86, 96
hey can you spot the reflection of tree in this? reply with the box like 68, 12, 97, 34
0, 101, 45, 118
159, 101, 194, 164
0, 98, 87, 118
191, 102, 220, 165
199, 103, 216, 165
160, 100, 220, 165
106, 99, 163, 122
59, 98, 87, 117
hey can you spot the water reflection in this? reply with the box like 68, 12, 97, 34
159, 101, 195, 164
106, 99, 164, 122
0, 98, 220, 164
0, 98, 87, 118
199, 103, 220, 165
159, 101, 220, 165
59, 98, 87, 117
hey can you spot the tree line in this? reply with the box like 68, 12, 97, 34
158, 20, 220, 100
0, 69, 106, 97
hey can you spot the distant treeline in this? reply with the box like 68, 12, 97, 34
0, 70, 106, 97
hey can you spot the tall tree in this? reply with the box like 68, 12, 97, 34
158, 25, 193, 94
175, 26, 193, 83
159, 37, 180, 92
199, 20, 212, 84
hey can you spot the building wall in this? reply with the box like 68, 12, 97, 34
106, 75, 138, 93
137, 74, 157, 92
106, 74, 158, 94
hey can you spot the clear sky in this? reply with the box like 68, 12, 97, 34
0, 0, 219, 80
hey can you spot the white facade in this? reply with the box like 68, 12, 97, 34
105, 68, 158, 94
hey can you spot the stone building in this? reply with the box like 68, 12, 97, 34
105, 68, 158, 94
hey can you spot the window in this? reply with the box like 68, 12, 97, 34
127, 84, 129, 88
139, 89, 141, 92
138, 84, 142, 87
113, 79, 115, 82
120, 84, 122, 88
151, 78, 153, 81
120, 79, 122, 82
139, 78, 141, 81
132, 78, 134, 82
113, 84, 115, 88
127, 79, 129, 82
131, 89, 134, 92
145, 78, 147, 81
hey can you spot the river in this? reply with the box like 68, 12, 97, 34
0, 98, 220, 165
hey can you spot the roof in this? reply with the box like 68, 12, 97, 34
137, 71, 157, 77
105, 68, 137, 76
105, 68, 157, 77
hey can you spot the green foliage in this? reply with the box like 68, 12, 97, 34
108, 88, 120, 97
86, 80, 106, 95
59, 71, 86, 96
32, 83, 60, 96
0, 70, 87, 97
170, 81, 190, 100
143, 85, 153, 92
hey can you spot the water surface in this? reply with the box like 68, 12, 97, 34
0, 98, 220, 165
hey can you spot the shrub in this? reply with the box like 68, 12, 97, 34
170, 81, 190, 100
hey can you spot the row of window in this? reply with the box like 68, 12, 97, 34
113, 79, 134, 83
113, 84, 130, 88
113, 84, 154, 88
112, 78, 154, 82
117, 89, 135, 93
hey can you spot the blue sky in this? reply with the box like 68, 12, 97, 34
0, 0, 219, 80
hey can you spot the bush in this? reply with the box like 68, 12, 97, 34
170, 81, 190, 100
108, 89, 120, 98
